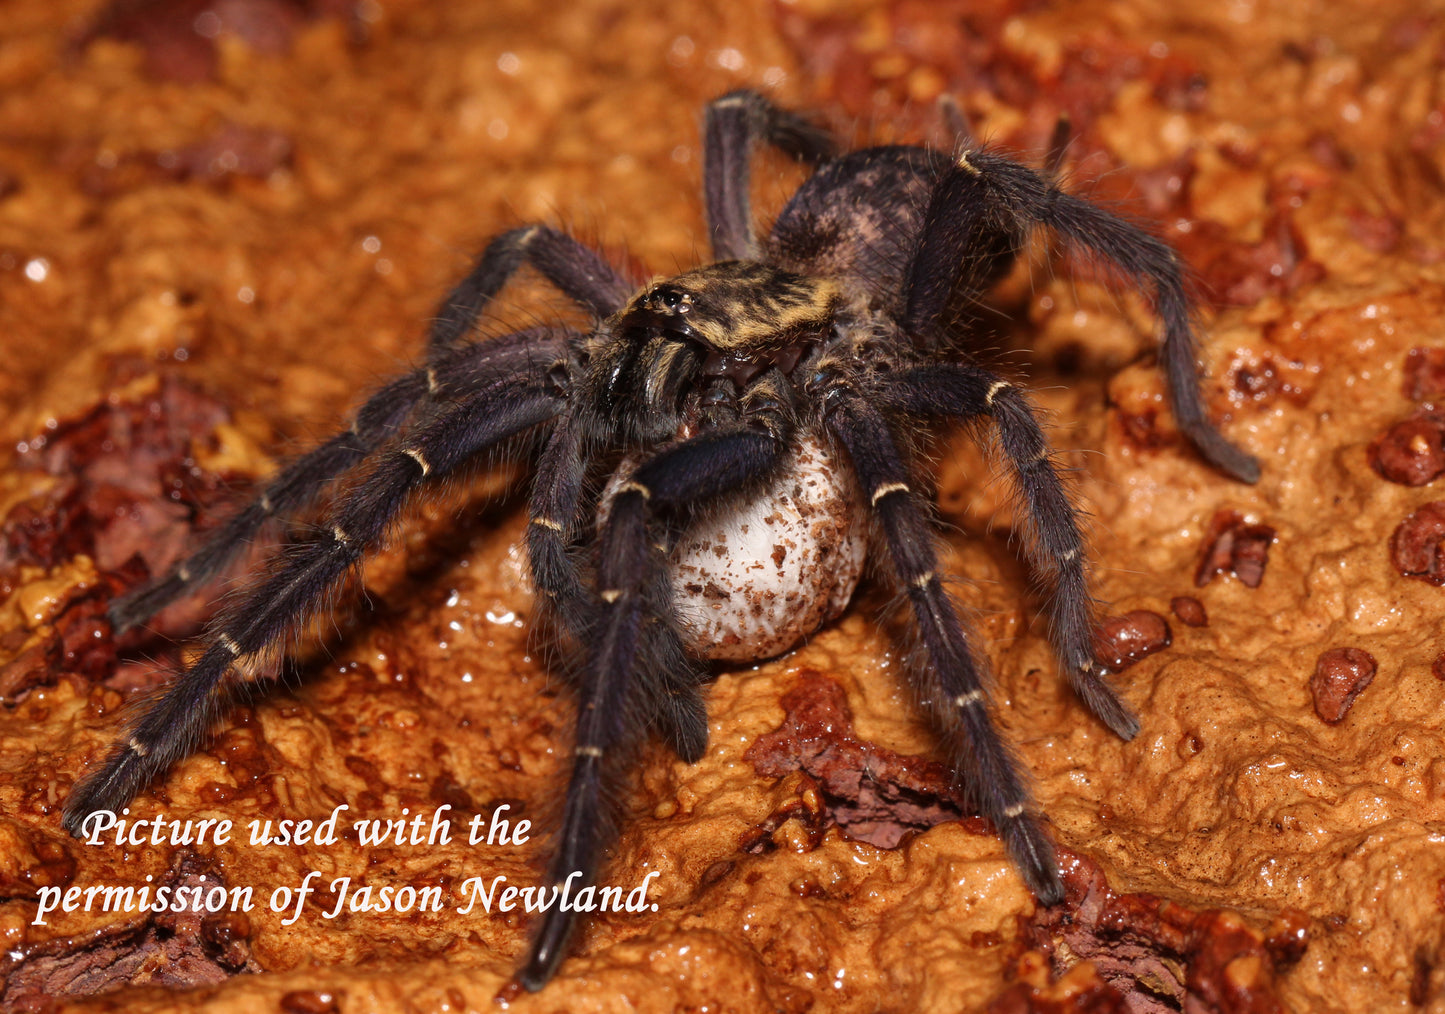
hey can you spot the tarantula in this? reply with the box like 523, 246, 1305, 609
64, 90, 1258, 989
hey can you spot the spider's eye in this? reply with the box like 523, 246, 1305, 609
650, 287, 691, 313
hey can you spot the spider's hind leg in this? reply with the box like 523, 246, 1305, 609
704, 89, 838, 262
1042, 188, 1260, 482
1042, 114, 1073, 180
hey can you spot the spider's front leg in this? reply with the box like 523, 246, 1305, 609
520, 422, 788, 990
109, 328, 560, 633
107, 367, 428, 633
525, 410, 711, 762
905, 148, 1260, 484
427, 226, 633, 354
63, 349, 571, 831
109, 224, 631, 633
526, 408, 593, 637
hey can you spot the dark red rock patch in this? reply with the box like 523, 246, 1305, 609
81, 0, 360, 84
745, 669, 971, 850
1170, 596, 1208, 627
987, 848, 1303, 1014
1195, 510, 1276, 588
0, 852, 259, 1010
0, 376, 246, 696
1390, 501, 1445, 585
1368, 411, 1445, 486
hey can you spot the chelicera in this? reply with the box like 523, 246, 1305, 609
65, 90, 1258, 989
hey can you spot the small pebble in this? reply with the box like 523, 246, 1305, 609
1170, 596, 1208, 627
1368, 413, 1445, 486
1196, 510, 1276, 588
1390, 501, 1445, 585
1310, 647, 1377, 725
1095, 611, 1172, 670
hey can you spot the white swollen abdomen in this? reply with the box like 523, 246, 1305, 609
668, 432, 867, 662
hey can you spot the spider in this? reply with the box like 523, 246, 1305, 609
63, 90, 1258, 990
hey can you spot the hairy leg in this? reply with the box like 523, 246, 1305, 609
67, 362, 567, 831
885, 362, 1138, 738
903, 148, 1259, 483
826, 387, 1064, 905
521, 425, 787, 989
703, 89, 837, 262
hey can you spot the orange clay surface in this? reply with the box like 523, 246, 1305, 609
1, 0, 1443, 1011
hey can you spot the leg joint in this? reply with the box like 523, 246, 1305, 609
402, 447, 431, 476
870, 481, 910, 506
952, 689, 985, 709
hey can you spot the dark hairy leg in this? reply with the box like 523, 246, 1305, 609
139, 224, 628, 623
427, 225, 632, 354
110, 328, 569, 633
110, 222, 627, 631
824, 388, 1063, 904
885, 362, 1138, 738
903, 148, 1259, 483
703, 89, 837, 262
66, 369, 567, 832
520, 425, 787, 989
523, 408, 712, 761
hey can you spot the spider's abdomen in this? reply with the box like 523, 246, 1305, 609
767, 145, 949, 310
667, 430, 866, 661
602, 430, 866, 662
